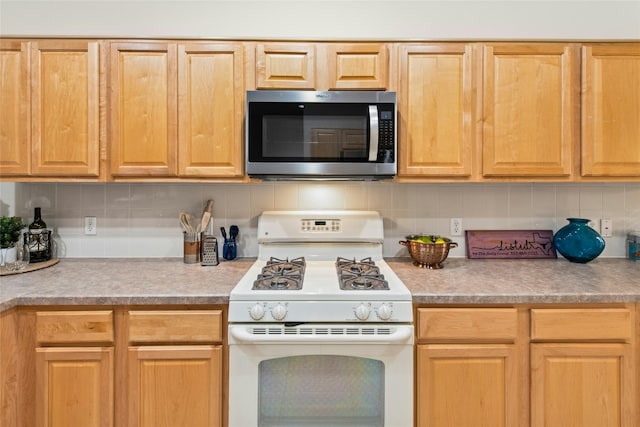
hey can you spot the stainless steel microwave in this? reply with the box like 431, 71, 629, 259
245, 90, 397, 180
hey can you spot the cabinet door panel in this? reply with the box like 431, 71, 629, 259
326, 43, 388, 89
36, 347, 113, 427
417, 344, 518, 427
128, 345, 222, 427
110, 42, 177, 176
483, 43, 578, 177
256, 43, 315, 89
31, 40, 100, 176
177, 43, 244, 177
581, 43, 640, 176
531, 343, 634, 427
398, 44, 475, 177
0, 40, 30, 176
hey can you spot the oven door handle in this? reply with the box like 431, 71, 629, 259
229, 325, 414, 344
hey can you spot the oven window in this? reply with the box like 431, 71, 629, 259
258, 355, 384, 427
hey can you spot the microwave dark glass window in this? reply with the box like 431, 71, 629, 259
249, 102, 393, 162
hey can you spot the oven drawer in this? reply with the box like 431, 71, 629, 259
128, 310, 223, 343
416, 308, 518, 342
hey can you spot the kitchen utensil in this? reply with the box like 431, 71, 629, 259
222, 225, 238, 260
179, 211, 195, 233
198, 200, 214, 233
201, 234, 219, 266
229, 225, 239, 240
399, 235, 457, 269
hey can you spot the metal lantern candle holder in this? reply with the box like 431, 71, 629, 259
24, 230, 52, 263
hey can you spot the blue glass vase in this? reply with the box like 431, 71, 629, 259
553, 218, 605, 263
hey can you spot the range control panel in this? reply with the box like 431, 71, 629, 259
301, 219, 341, 233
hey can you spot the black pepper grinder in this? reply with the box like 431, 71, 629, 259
25, 207, 52, 263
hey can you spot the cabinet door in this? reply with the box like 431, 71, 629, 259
128, 345, 222, 427
483, 43, 578, 177
581, 43, 640, 177
417, 344, 518, 427
31, 40, 100, 176
0, 40, 30, 176
177, 43, 244, 177
110, 42, 177, 177
36, 347, 113, 427
255, 43, 315, 89
397, 44, 476, 177
325, 43, 388, 89
531, 343, 634, 427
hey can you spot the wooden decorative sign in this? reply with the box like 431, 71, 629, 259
465, 230, 557, 259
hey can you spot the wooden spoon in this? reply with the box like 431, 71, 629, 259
199, 200, 214, 233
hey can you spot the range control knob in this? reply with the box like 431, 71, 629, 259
271, 304, 288, 321
249, 303, 265, 321
376, 303, 393, 321
354, 304, 371, 321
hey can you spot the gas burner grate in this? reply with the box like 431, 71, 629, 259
252, 257, 306, 290
335, 257, 389, 290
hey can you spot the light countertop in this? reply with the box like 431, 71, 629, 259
1, 257, 638, 312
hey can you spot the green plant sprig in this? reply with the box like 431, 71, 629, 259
0, 216, 26, 249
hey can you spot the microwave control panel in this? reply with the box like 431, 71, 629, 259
378, 109, 395, 162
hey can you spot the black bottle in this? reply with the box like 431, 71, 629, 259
25, 207, 51, 262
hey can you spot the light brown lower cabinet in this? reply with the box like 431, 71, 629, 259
530, 308, 636, 427
415, 307, 523, 427
417, 343, 518, 427
125, 309, 223, 427
5, 307, 224, 427
416, 305, 638, 427
127, 345, 222, 427
35, 310, 115, 427
36, 347, 114, 427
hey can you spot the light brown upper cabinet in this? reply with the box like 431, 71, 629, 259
110, 41, 177, 177
110, 41, 244, 179
254, 42, 388, 90
0, 39, 101, 178
581, 43, 640, 177
255, 43, 316, 89
397, 43, 476, 177
482, 43, 579, 177
325, 43, 388, 89
177, 43, 244, 177
0, 40, 30, 176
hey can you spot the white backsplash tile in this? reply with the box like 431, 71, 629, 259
2, 181, 638, 259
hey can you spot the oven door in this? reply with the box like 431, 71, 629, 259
228, 323, 413, 427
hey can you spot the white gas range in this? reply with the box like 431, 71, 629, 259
228, 210, 414, 427
228, 210, 413, 324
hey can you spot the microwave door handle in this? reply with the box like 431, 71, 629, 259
368, 105, 379, 161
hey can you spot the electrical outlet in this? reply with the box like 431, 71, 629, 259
84, 216, 97, 235
450, 218, 462, 236
601, 219, 613, 237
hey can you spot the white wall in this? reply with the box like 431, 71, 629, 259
2, 1, 639, 260
1, 1, 639, 40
